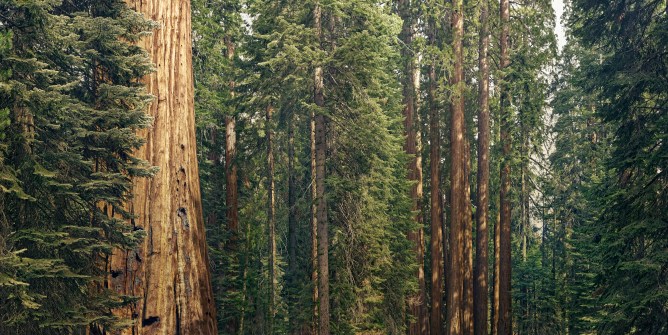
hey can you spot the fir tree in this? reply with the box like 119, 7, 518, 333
0, 1, 153, 333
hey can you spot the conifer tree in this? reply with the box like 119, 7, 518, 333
398, 1, 427, 334
567, 1, 668, 333
447, 0, 466, 333
497, 0, 512, 332
192, 0, 245, 332
474, 0, 491, 333
0, 1, 153, 333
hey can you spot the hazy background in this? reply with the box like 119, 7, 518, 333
552, 0, 566, 50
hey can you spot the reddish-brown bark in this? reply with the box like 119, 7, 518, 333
498, 0, 513, 333
428, 16, 444, 335
111, 1, 217, 334
474, 1, 491, 334
397, 1, 427, 334
448, 0, 465, 333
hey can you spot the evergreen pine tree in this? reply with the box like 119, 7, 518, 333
0, 1, 153, 333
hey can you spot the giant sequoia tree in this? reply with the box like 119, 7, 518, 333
110, 0, 217, 334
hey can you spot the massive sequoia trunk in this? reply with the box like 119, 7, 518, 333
474, 1, 490, 333
448, 0, 465, 333
498, 0, 513, 333
110, 1, 217, 334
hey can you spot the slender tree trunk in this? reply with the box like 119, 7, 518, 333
311, 108, 319, 334
239, 218, 252, 335
314, 5, 329, 334
498, 0, 513, 332
225, 37, 239, 239
463, 138, 474, 335
288, 105, 299, 335
111, 1, 217, 334
474, 1, 490, 333
429, 16, 444, 335
310, 5, 319, 323
492, 211, 500, 335
315, 86, 329, 335
398, 1, 427, 333
462, 78, 475, 334
266, 104, 277, 335
448, 0, 465, 333
520, 134, 530, 334
223, 32, 241, 335
520, 134, 527, 263
310, 6, 319, 323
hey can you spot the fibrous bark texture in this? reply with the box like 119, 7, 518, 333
498, 0, 513, 333
448, 0, 465, 333
474, 1, 490, 334
111, 1, 217, 334
429, 16, 444, 335
399, 1, 427, 334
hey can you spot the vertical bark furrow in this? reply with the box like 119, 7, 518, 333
429, 14, 444, 334
498, 0, 513, 333
448, 0, 465, 333
399, 1, 427, 333
474, 1, 490, 333
111, 1, 217, 334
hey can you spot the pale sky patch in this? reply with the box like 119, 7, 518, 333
552, 0, 566, 51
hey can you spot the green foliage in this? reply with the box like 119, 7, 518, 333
564, 1, 668, 333
536, 2, 668, 334
193, 0, 415, 333
0, 0, 153, 333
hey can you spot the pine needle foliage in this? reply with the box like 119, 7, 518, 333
0, 1, 154, 333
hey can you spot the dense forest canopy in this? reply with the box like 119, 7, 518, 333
0, 0, 666, 334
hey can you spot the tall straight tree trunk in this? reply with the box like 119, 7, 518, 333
464, 139, 474, 335
448, 0, 465, 333
474, 1, 490, 333
287, 105, 300, 335
315, 79, 329, 335
399, 1, 427, 334
311, 108, 319, 334
492, 212, 500, 335
225, 36, 239, 239
224, 32, 240, 335
428, 15, 444, 335
498, 0, 513, 333
520, 133, 529, 263
267, 105, 277, 335
239, 218, 252, 335
110, 1, 217, 334
313, 5, 329, 335
310, 5, 319, 327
